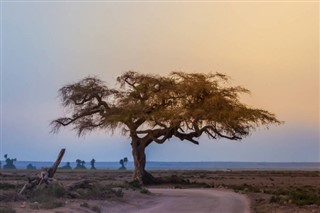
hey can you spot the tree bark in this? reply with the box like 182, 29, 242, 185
48, 148, 65, 178
19, 148, 66, 195
131, 140, 158, 185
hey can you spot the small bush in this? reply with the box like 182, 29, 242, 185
112, 188, 124, 198
230, 184, 260, 193
271, 187, 320, 206
79, 202, 101, 213
140, 188, 150, 194
270, 195, 280, 203
49, 183, 66, 198
287, 188, 320, 206
75, 184, 123, 199
0, 207, 16, 213
30, 183, 66, 203
40, 200, 65, 209
91, 205, 101, 213
0, 191, 20, 202
29, 202, 40, 210
80, 202, 89, 208
0, 183, 16, 190
28, 183, 66, 209
127, 180, 142, 189
167, 175, 190, 184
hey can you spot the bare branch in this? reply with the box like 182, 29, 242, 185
51, 109, 101, 133
174, 131, 200, 145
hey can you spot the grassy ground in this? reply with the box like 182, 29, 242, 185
0, 169, 319, 213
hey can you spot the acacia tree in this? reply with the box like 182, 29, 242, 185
51, 71, 281, 184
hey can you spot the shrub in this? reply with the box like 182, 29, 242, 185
0, 183, 16, 190
80, 202, 89, 208
230, 184, 260, 193
30, 183, 66, 203
91, 205, 101, 213
79, 202, 101, 213
126, 180, 142, 189
28, 183, 66, 209
75, 184, 123, 199
272, 187, 320, 206
40, 200, 65, 209
112, 188, 124, 198
0, 207, 16, 213
140, 188, 150, 194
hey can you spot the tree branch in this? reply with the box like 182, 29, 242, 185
51, 109, 101, 133
174, 131, 200, 145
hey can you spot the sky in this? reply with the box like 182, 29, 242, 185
1, 1, 319, 163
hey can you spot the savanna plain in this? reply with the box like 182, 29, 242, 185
0, 169, 319, 213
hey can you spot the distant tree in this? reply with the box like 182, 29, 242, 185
3, 154, 17, 170
90, 159, 96, 170
75, 159, 86, 170
119, 157, 128, 170
26, 163, 36, 170
51, 71, 281, 184
59, 162, 72, 170
76, 159, 81, 166
119, 159, 124, 170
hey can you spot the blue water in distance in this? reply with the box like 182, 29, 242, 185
2, 161, 319, 170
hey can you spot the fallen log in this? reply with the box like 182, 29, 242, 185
19, 148, 66, 195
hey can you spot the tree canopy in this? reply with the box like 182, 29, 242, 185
52, 71, 279, 142
51, 71, 281, 183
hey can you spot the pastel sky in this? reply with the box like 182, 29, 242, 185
1, 2, 319, 162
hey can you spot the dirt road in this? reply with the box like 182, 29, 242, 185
14, 188, 250, 213
146, 188, 250, 213
103, 188, 250, 213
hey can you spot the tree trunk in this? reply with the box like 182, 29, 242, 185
19, 148, 66, 195
48, 148, 65, 178
131, 140, 158, 185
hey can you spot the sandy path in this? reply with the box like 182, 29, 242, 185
102, 188, 250, 213
14, 188, 250, 213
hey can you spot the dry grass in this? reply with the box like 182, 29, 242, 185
0, 170, 318, 212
